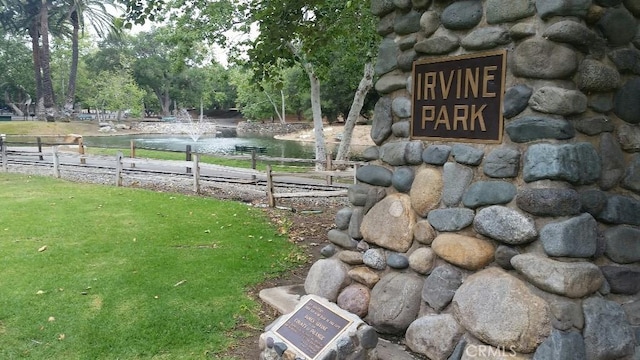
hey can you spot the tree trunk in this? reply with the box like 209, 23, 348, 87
39, 1, 57, 121
4, 91, 24, 116
305, 63, 327, 171
336, 62, 374, 162
64, 10, 79, 115
29, 22, 45, 121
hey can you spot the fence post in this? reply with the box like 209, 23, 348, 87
78, 137, 86, 164
266, 165, 275, 208
130, 140, 136, 168
326, 153, 333, 185
52, 146, 60, 178
251, 150, 257, 170
1, 136, 6, 172
193, 153, 200, 194
186, 145, 192, 174
115, 151, 123, 186
36, 136, 44, 160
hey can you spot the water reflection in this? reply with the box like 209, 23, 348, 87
84, 134, 319, 159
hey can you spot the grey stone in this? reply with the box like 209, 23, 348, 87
601, 266, 640, 295
394, 9, 422, 35
523, 143, 601, 185
600, 132, 626, 190
363, 248, 387, 270
580, 189, 608, 216
380, 141, 410, 166
335, 207, 353, 230
483, 147, 521, 178
412, 0, 432, 9
533, 330, 587, 360
361, 193, 416, 252
274, 342, 287, 355
391, 120, 410, 138
516, 188, 582, 216
512, 39, 578, 79
597, 6, 637, 46
414, 34, 460, 55
609, 48, 640, 75
371, 97, 393, 144
358, 325, 378, 349
406, 141, 425, 165
348, 207, 364, 240
335, 336, 355, 355
409, 247, 436, 274
387, 253, 409, 269
392, 96, 412, 118
486, 0, 536, 23
474, 206, 538, 245
375, 38, 398, 76
328, 229, 358, 250
583, 297, 636, 360
398, 50, 417, 72
356, 164, 393, 187
392, 166, 414, 193
540, 213, 599, 258
623, 301, 640, 325
535, 0, 591, 19
448, 338, 467, 360
503, 84, 533, 119
443, 162, 473, 206
529, 87, 588, 115
368, 272, 423, 334
588, 93, 614, 113
423, 145, 452, 165
626, 0, 640, 16
348, 184, 372, 207
615, 77, 640, 125
422, 264, 464, 311
511, 254, 604, 298
451, 144, 484, 166
321, 244, 337, 258
617, 123, 640, 152
370, 0, 395, 16
595, 0, 623, 5
406, 315, 465, 360
376, 12, 395, 36
510, 22, 537, 39
495, 245, 519, 270
542, 20, 599, 51
441, 0, 483, 30
573, 115, 615, 135
452, 267, 552, 353
506, 116, 575, 143
304, 258, 351, 302
622, 154, 640, 194
398, 34, 418, 51
598, 195, 640, 226
393, 0, 412, 10
375, 70, 408, 94
461, 27, 511, 50
577, 59, 621, 92
462, 181, 517, 208
361, 146, 379, 161
550, 300, 584, 331
603, 225, 640, 263
420, 11, 440, 37
427, 208, 475, 232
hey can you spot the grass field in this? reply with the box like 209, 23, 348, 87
0, 173, 305, 359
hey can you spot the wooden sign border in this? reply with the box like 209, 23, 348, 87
410, 49, 507, 144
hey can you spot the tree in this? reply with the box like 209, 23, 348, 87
0, 32, 36, 116
87, 70, 145, 121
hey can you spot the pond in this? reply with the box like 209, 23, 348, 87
83, 134, 329, 159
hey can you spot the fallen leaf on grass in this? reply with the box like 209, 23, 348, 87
57, 334, 65, 341
174, 280, 187, 287
38, 245, 48, 252
48, 316, 55, 322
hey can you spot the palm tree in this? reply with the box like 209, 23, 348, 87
62, 0, 121, 114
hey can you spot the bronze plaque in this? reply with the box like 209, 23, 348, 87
411, 50, 507, 143
274, 298, 352, 359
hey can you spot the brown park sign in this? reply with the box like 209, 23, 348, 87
411, 50, 507, 143
274, 298, 352, 359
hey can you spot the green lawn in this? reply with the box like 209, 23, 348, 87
0, 173, 305, 359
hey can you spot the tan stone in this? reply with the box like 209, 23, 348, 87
349, 266, 381, 288
409, 166, 443, 217
338, 250, 364, 265
361, 193, 416, 252
408, 247, 436, 274
432, 234, 495, 270
413, 219, 437, 244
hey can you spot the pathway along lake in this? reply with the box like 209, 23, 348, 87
83, 134, 359, 160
